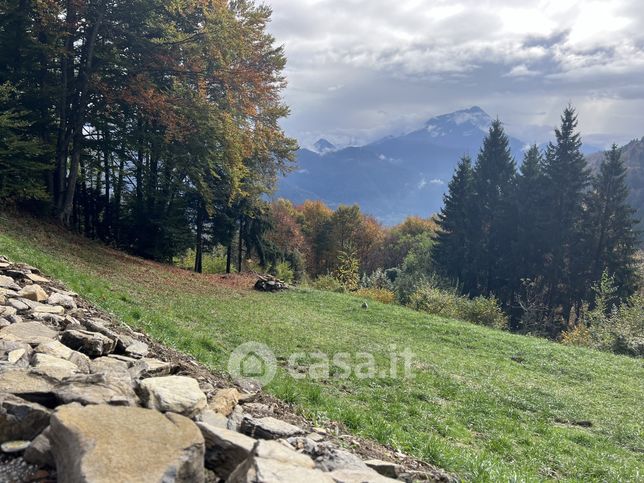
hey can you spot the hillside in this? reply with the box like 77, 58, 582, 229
1, 212, 643, 481
587, 137, 644, 228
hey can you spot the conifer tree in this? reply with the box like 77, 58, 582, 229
585, 145, 639, 300
433, 155, 475, 292
470, 119, 517, 299
540, 106, 590, 319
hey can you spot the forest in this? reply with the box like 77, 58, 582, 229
0, 0, 641, 355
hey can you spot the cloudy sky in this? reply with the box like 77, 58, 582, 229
265, 0, 644, 149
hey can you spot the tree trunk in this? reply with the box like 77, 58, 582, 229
237, 218, 244, 273
194, 203, 204, 273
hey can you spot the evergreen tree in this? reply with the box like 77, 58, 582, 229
585, 145, 639, 300
540, 106, 590, 321
470, 119, 517, 299
432, 155, 475, 292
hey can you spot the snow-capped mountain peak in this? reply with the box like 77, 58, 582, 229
313, 138, 336, 154
424, 106, 492, 137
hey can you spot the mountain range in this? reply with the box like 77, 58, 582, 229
276, 106, 604, 225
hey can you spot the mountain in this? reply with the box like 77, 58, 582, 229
313, 138, 337, 154
586, 137, 644, 230
278, 107, 526, 225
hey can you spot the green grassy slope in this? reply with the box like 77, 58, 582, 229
1, 213, 642, 482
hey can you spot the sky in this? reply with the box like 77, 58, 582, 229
265, 0, 644, 149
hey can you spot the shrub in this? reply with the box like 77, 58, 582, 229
355, 288, 396, 304
361, 268, 394, 290
407, 286, 507, 329
460, 296, 508, 329
335, 249, 360, 291
313, 274, 345, 293
274, 261, 294, 284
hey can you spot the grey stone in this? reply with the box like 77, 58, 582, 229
227, 404, 244, 431
50, 404, 205, 483
241, 416, 305, 440
0, 322, 57, 345
33, 305, 65, 316
8, 298, 30, 312
34, 340, 73, 360
54, 373, 138, 406
90, 356, 130, 375
364, 459, 403, 479
197, 409, 229, 429
0, 369, 56, 406
329, 469, 399, 482
47, 292, 76, 309
0, 394, 51, 443
124, 340, 149, 359
197, 422, 257, 478
138, 376, 207, 417
60, 329, 116, 356
31, 353, 80, 381
23, 427, 53, 467
0, 276, 20, 291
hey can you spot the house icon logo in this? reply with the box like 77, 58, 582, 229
228, 342, 277, 386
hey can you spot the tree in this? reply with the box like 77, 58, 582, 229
585, 145, 639, 300
432, 155, 475, 292
540, 106, 591, 320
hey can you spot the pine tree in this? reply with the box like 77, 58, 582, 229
585, 145, 639, 300
432, 155, 475, 292
540, 106, 590, 320
470, 119, 517, 299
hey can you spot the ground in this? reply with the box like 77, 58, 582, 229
0, 211, 642, 482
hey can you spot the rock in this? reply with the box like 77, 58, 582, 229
7, 348, 27, 365
197, 422, 257, 478
67, 351, 91, 373
0, 318, 9, 329
129, 357, 175, 379
364, 459, 403, 479
312, 445, 369, 473
0, 394, 51, 443
8, 298, 30, 312
329, 469, 399, 482
33, 305, 65, 316
0, 369, 56, 405
107, 354, 139, 366
241, 416, 305, 440
362, 302, 369, 309
197, 409, 229, 429
124, 340, 148, 359
0, 276, 20, 291
4, 314, 22, 325
81, 318, 118, 342
50, 404, 205, 483
47, 293, 76, 310
138, 376, 207, 417
30, 312, 65, 325
17, 285, 48, 303
0, 306, 17, 318
0, 294, 4, 304
0, 322, 57, 345
228, 404, 244, 431
34, 340, 73, 360
1, 440, 30, 453
60, 329, 116, 356
25, 273, 49, 283
90, 356, 130, 375
54, 373, 138, 406
23, 427, 53, 467
228, 440, 332, 483
210, 387, 240, 416
32, 353, 80, 380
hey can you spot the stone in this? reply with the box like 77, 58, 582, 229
90, 356, 130, 375
35, 340, 73, 360
32, 353, 80, 381
0, 318, 9, 329
197, 409, 229, 429
0, 294, 4, 304
81, 318, 118, 342
4, 314, 22, 325
329, 469, 399, 482
228, 440, 333, 483
60, 329, 116, 356
0, 369, 56, 405
47, 293, 76, 310
0, 276, 19, 291
24, 427, 53, 467
311, 444, 369, 473
107, 354, 139, 366
8, 298, 30, 312
1, 440, 30, 453
124, 340, 149, 359
54, 373, 138, 407
31, 312, 65, 325
364, 459, 403, 479
197, 423, 257, 478
0, 306, 17, 318
26, 273, 49, 283
129, 358, 175, 379
138, 376, 207, 417
241, 416, 305, 440
7, 349, 26, 364
0, 322, 58, 345
228, 404, 244, 431
0, 340, 32, 366
33, 304, 65, 315
0, 394, 51, 443
67, 351, 91, 373
17, 285, 48, 303
50, 404, 205, 483
210, 387, 240, 416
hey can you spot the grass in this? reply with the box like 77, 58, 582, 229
1, 212, 643, 482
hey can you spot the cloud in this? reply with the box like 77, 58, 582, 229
267, 0, 644, 146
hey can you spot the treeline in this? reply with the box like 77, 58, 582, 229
433, 107, 640, 335
0, 0, 296, 263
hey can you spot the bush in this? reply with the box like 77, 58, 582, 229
313, 275, 346, 293
361, 268, 394, 290
407, 286, 507, 329
355, 288, 396, 304
274, 261, 294, 284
